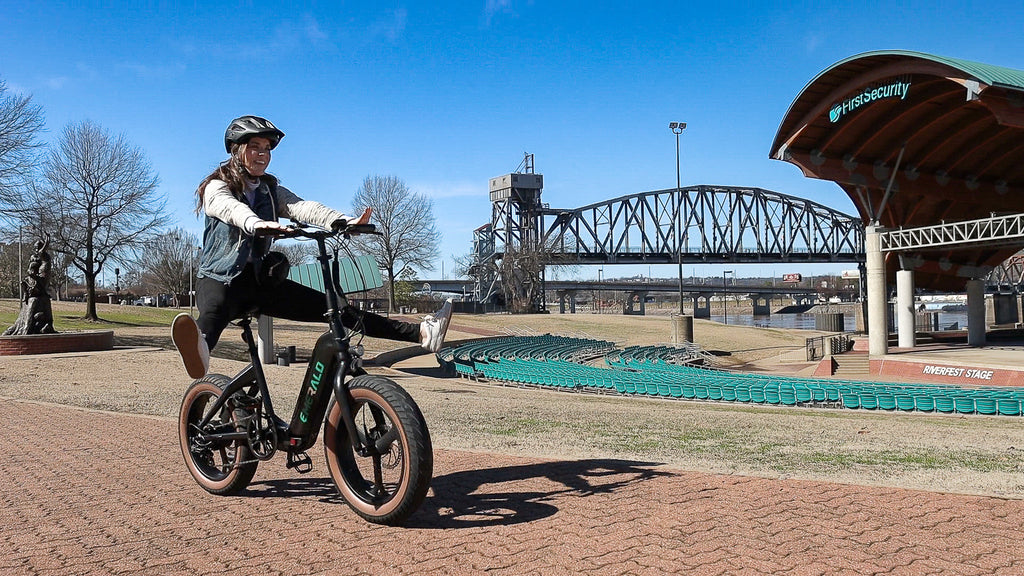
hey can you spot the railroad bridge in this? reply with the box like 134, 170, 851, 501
470, 167, 864, 311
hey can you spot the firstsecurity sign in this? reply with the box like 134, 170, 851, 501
829, 77, 911, 123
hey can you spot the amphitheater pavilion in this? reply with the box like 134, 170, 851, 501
770, 50, 1024, 357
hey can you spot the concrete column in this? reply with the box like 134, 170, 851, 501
257, 315, 275, 364
1018, 294, 1024, 328
622, 291, 647, 315
966, 279, 986, 347
557, 290, 577, 314
991, 293, 1019, 325
751, 296, 771, 316
671, 314, 693, 343
896, 269, 915, 348
865, 225, 888, 356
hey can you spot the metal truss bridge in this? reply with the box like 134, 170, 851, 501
473, 181, 865, 305
530, 185, 864, 265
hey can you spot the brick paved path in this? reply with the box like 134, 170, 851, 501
2, 398, 1023, 575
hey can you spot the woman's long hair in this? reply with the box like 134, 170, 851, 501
194, 142, 278, 214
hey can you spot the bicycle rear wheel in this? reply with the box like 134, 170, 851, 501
179, 374, 258, 495
323, 374, 433, 525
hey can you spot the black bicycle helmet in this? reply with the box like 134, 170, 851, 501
224, 115, 285, 153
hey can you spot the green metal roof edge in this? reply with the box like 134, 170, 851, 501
813, 49, 1024, 92
771, 50, 1024, 157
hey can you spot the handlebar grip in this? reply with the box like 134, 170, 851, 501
345, 223, 377, 235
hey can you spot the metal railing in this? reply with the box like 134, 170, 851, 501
806, 334, 853, 361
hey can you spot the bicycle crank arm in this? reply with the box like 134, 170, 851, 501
197, 430, 250, 444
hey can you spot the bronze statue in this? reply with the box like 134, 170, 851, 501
4, 234, 56, 335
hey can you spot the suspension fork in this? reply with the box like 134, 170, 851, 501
331, 355, 377, 457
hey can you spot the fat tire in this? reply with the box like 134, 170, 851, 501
179, 374, 258, 495
323, 374, 433, 525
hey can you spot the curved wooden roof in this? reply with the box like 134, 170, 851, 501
770, 50, 1024, 291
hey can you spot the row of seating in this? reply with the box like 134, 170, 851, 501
605, 344, 708, 367
437, 337, 1024, 417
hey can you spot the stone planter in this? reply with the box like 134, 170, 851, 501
0, 330, 115, 356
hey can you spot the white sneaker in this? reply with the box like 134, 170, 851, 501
172, 313, 210, 379
420, 298, 454, 353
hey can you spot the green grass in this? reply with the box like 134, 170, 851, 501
807, 449, 1020, 474
0, 298, 182, 331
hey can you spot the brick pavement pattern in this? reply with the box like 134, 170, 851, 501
2, 398, 1023, 576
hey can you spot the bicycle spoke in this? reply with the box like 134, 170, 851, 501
372, 454, 385, 496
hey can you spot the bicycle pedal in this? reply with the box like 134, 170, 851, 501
287, 450, 313, 474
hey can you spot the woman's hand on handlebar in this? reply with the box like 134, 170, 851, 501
331, 207, 373, 231
352, 207, 372, 226
253, 220, 296, 237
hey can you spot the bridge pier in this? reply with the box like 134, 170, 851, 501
622, 291, 647, 315
692, 295, 711, 318
987, 293, 1020, 326
793, 294, 815, 307
751, 295, 771, 316
557, 290, 577, 314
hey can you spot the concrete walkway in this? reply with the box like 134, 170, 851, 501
2, 398, 1023, 575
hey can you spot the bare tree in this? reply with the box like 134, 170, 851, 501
456, 234, 578, 313
0, 80, 44, 215
137, 228, 200, 306
23, 120, 168, 320
352, 175, 439, 312
0, 241, 21, 297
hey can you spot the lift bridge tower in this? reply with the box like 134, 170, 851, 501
472, 154, 546, 311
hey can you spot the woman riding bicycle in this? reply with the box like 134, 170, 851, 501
172, 115, 452, 379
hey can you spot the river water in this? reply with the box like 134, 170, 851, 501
710, 311, 971, 332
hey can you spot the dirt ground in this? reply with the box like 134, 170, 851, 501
2, 303, 1023, 499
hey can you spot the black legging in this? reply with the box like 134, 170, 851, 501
195, 263, 419, 350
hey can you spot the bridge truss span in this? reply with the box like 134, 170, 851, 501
537, 185, 864, 264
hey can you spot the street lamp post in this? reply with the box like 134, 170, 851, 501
723, 270, 733, 325
189, 248, 197, 316
597, 267, 603, 314
670, 121, 687, 314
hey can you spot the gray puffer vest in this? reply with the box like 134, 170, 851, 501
197, 180, 278, 284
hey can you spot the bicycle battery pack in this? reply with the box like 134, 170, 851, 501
289, 331, 340, 448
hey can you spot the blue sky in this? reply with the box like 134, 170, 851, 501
4, 1, 1024, 282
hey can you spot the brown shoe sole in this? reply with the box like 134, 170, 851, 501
171, 315, 206, 379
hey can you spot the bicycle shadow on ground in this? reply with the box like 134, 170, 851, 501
407, 458, 672, 529
244, 458, 670, 529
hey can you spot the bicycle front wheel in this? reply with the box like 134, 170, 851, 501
323, 374, 433, 525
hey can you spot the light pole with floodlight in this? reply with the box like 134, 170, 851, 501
189, 247, 199, 315
670, 122, 686, 314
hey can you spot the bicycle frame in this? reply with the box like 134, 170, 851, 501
193, 225, 378, 460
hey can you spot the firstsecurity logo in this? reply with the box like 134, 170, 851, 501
829, 77, 911, 123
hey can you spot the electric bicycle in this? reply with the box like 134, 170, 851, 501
177, 222, 432, 525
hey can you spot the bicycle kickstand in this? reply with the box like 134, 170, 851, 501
287, 450, 313, 474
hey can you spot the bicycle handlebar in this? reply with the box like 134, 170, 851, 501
252, 222, 378, 239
